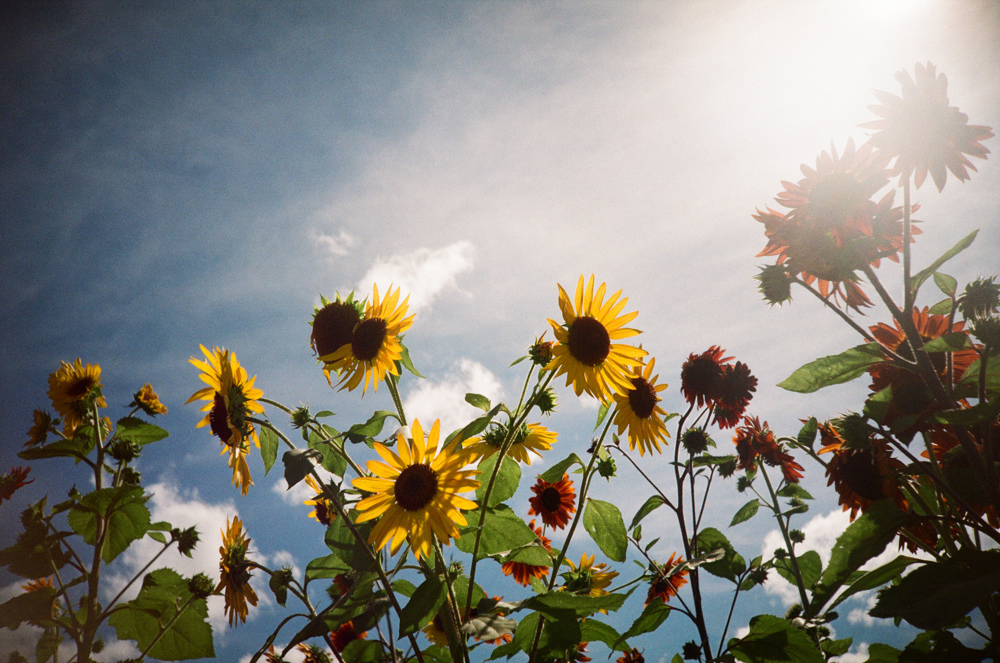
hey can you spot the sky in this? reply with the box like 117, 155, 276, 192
2, 1, 999, 661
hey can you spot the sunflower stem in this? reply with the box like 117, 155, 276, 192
902, 176, 913, 311
792, 276, 878, 343
759, 464, 810, 613
135, 594, 198, 663
386, 373, 408, 426
102, 538, 175, 621
433, 539, 471, 663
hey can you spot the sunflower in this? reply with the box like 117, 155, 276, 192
612, 357, 669, 456
216, 516, 259, 626
0, 466, 33, 504
502, 519, 552, 586
528, 474, 576, 530
617, 649, 645, 663
352, 419, 479, 560
712, 362, 758, 429
187, 345, 265, 496
47, 359, 107, 435
329, 620, 366, 653
818, 422, 905, 520
733, 416, 804, 484
20, 576, 56, 624
294, 644, 330, 663
311, 292, 363, 358
546, 275, 646, 403
25, 410, 54, 448
563, 554, 618, 613
558, 643, 592, 663
862, 62, 993, 192
321, 284, 414, 395
303, 475, 336, 526
680, 346, 731, 408
466, 422, 557, 465
645, 552, 688, 606
131, 383, 167, 416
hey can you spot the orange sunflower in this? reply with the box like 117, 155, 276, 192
0, 466, 32, 504
680, 346, 731, 408
329, 620, 366, 652
320, 284, 414, 395
818, 421, 905, 520
733, 416, 803, 484
216, 516, 259, 626
712, 361, 758, 429
612, 357, 669, 456
546, 275, 646, 402
528, 474, 576, 530
645, 553, 688, 606
862, 62, 993, 191
501, 519, 552, 586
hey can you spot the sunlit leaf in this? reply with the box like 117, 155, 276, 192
584, 498, 627, 562
778, 344, 883, 393
476, 454, 520, 507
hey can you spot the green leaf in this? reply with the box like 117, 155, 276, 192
476, 454, 521, 507
521, 591, 627, 618
776, 483, 813, 500
259, 425, 278, 475
399, 342, 425, 378
282, 448, 322, 489
340, 640, 384, 662
933, 272, 957, 297
929, 297, 954, 315
269, 572, 288, 606
36, 628, 61, 663
116, 416, 169, 446
615, 599, 670, 647
456, 505, 536, 556
447, 403, 503, 445
392, 578, 417, 598
465, 393, 492, 411
773, 550, 821, 590
109, 568, 214, 661
869, 550, 1000, 629
399, 575, 447, 636
305, 553, 350, 582
827, 555, 921, 612
808, 499, 912, 617
67, 486, 150, 564
796, 417, 817, 450
694, 527, 745, 581
730, 499, 760, 527
346, 410, 398, 444
821, 637, 852, 657
308, 427, 347, 477
0, 586, 58, 630
921, 332, 973, 353
502, 545, 552, 566
539, 453, 584, 483
778, 344, 883, 393
583, 499, 627, 562
864, 643, 901, 663
959, 356, 1000, 395
324, 513, 375, 572
595, 402, 611, 430
579, 619, 625, 652
727, 615, 824, 663
314, 410, 335, 418
898, 630, 984, 663
910, 230, 978, 299
19, 435, 95, 462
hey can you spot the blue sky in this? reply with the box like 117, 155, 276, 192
2, 2, 999, 662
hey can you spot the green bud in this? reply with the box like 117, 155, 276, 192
682, 641, 703, 660
789, 529, 805, 544
532, 387, 558, 415
172, 526, 200, 557
109, 438, 141, 462
188, 573, 215, 599
958, 276, 1000, 320
291, 405, 312, 429
119, 467, 142, 486
682, 428, 711, 455
755, 264, 793, 307
597, 456, 617, 480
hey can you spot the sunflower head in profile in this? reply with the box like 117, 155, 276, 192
501, 519, 552, 586
712, 361, 758, 429
613, 357, 669, 456
26, 410, 55, 448
616, 648, 645, 663
47, 359, 108, 436
303, 475, 336, 526
329, 620, 366, 653
528, 473, 577, 530
294, 644, 330, 663
466, 422, 556, 466
352, 419, 479, 560
187, 345, 265, 495
0, 466, 33, 505
546, 275, 647, 403
645, 553, 688, 606
131, 383, 168, 416
563, 554, 619, 613
320, 284, 414, 395
733, 416, 804, 484
216, 516, 259, 627
862, 62, 993, 192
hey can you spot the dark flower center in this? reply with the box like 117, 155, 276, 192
841, 450, 885, 502
394, 464, 438, 511
210, 392, 234, 445
312, 302, 362, 357
540, 486, 563, 513
67, 376, 97, 399
628, 377, 657, 419
229, 563, 252, 588
352, 318, 388, 361
807, 172, 868, 226
681, 357, 724, 402
567, 316, 611, 366
315, 501, 333, 526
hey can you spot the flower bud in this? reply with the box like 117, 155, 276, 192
682, 428, 711, 455
755, 264, 793, 307
958, 276, 1000, 320
109, 438, 141, 462
188, 573, 216, 599
173, 526, 200, 557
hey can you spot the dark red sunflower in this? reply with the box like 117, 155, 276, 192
616, 648, 645, 663
329, 620, 366, 653
645, 553, 688, 606
732, 417, 803, 483
680, 346, 732, 407
502, 519, 552, 586
713, 361, 758, 429
528, 474, 577, 530
0, 466, 32, 504
818, 422, 906, 520
862, 62, 993, 192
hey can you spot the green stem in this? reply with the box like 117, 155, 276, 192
433, 539, 470, 663
102, 540, 176, 619
386, 373, 408, 426
135, 594, 198, 663
759, 464, 810, 613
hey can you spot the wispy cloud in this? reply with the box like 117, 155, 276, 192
358, 241, 474, 314
311, 228, 357, 258
403, 358, 503, 436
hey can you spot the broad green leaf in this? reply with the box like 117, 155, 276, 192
727, 615, 823, 663
314, 410, 335, 418
630, 496, 663, 531
730, 499, 760, 527
521, 591, 627, 617
897, 630, 984, 662
773, 550, 821, 590
259, 425, 278, 474
821, 637, 852, 657
305, 553, 350, 582
340, 640, 384, 662
778, 344, 883, 393
36, 628, 61, 663
776, 483, 813, 500
694, 527, 745, 581
346, 411, 398, 444
910, 230, 978, 299
959, 356, 1000, 395
869, 550, 1000, 629
796, 417, 817, 450
0, 586, 58, 630
502, 545, 551, 566
465, 393, 491, 411
921, 332, 973, 352
392, 578, 417, 597
615, 599, 670, 646
595, 402, 611, 430
583, 499, 627, 562
476, 454, 521, 507
399, 576, 447, 636
19, 435, 95, 462
308, 427, 347, 477
282, 448, 322, 489
827, 555, 921, 612
116, 416, 169, 446
513, 608, 581, 653
539, 453, 584, 483
579, 619, 626, 652
447, 404, 503, 445
456, 505, 536, 556
929, 297, 953, 315
933, 272, 957, 296
269, 572, 288, 606
399, 342, 425, 378
67, 486, 150, 563
323, 513, 375, 572
864, 643, 901, 663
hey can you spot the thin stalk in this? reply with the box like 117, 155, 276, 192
102, 540, 175, 618
386, 374, 408, 426
759, 465, 810, 612
902, 177, 913, 311
612, 446, 678, 513
434, 540, 470, 663
793, 277, 877, 343
80, 401, 108, 663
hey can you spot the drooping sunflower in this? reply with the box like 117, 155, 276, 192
645, 552, 688, 606
612, 357, 669, 456
862, 62, 993, 192
47, 359, 108, 435
187, 345, 265, 496
528, 474, 576, 530
501, 519, 552, 586
216, 516, 259, 627
466, 422, 557, 466
321, 284, 414, 395
310, 292, 364, 359
546, 275, 647, 403
329, 620, 366, 653
352, 419, 479, 560
25, 410, 54, 448
563, 553, 619, 613
0, 466, 33, 504
680, 346, 731, 408
303, 475, 336, 526
131, 383, 168, 416
733, 416, 804, 484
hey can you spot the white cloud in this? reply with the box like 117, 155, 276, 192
358, 241, 474, 313
403, 358, 504, 436
833, 642, 870, 663
311, 228, 357, 258
271, 468, 334, 508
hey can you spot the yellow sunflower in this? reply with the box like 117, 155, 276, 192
47, 359, 108, 435
131, 383, 167, 416
321, 284, 414, 395
186, 345, 265, 496
546, 275, 646, 403
216, 516, 259, 627
352, 419, 479, 560
612, 357, 670, 456
564, 553, 619, 614
465, 422, 556, 465
25, 410, 54, 448
303, 475, 336, 526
